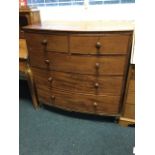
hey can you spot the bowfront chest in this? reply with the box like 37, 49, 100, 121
24, 22, 133, 116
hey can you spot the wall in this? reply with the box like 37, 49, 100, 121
38, 3, 135, 64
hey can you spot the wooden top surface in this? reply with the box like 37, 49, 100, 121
19, 39, 28, 60
19, 7, 39, 13
23, 20, 134, 32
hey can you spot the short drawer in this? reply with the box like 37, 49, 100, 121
70, 33, 131, 55
25, 33, 68, 52
50, 71, 124, 95
48, 90, 120, 115
47, 53, 126, 75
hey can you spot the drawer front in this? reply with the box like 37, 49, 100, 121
32, 67, 51, 97
25, 33, 68, 52
50, 71, 124, 95
37, 88, 51, 104
70, 33, 131, 55
48, 90, 120, 115
48, 53, 126, 75
29, 48, 47, 68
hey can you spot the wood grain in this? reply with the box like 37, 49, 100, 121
24, 27, 133, 116
32, 67, 51, 92
47, 89, 120, 115
31, 67, 124, 95
51, 71, 124, 95
70, 34, 130, 54
50, 53, 127, 75
29, 52, 127, 75
25, 33, 68, 52
28, 48, 47, 69
31, 67, 51, 104
121, 64, 135, 120
119, 117, 135, 127
19, 8, 41, 39
19, 39, 28, 59
23, 21, 134, 32
37, 88, 51, 104
123, 104, 135, 119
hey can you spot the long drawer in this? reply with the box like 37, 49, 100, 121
37, 88, 51, 104
70, 33, 131, 55
51, 71, 124, 95
30, 52, 127, 75
32, 67, 124, 95
32, 67, 50, 89
32, 69, 121, 115
46, 89, 121, 115
29, 48, 47, 69
32, 68, 51, 102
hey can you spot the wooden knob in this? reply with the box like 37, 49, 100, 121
93, 102, 98, 107
51, 95, 55, 100
42, 39, 48, 45
94, 82, 99, 88
95, 63, 100, 69
44, 59, 50, 64
96, 42, 101, 49
48, 77, 53, 82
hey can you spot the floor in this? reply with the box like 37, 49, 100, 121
19, 80, 135, 155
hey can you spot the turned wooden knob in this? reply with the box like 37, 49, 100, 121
96, 42, 101, 49
51, 95, 55, 100
48, 77, 53, 82
44, 59, 50, 64
93, 102, 98, 107
95, 63, 100, 69
42, 39, 48, 45
94, 82, 99, 88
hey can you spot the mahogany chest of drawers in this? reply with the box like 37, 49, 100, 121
24, 23, 133, 117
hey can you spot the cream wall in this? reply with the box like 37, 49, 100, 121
38, 4, 135, 64
39, 4, 135, 21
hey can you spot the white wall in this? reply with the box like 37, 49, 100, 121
38, 4, 135, 64
38, 4, 135, 21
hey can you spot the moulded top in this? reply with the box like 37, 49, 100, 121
23, 20, 134, 32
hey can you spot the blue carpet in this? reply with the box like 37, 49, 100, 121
19, 80, 135, 155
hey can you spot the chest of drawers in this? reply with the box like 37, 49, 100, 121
24, 23, 133, 116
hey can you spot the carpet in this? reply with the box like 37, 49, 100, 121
19, 80, 135, 155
